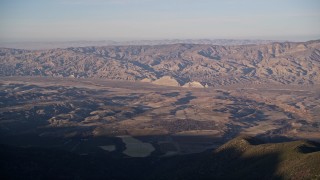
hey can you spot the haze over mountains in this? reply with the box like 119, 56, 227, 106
1, 40, 320, 87
0, 39, 276, 50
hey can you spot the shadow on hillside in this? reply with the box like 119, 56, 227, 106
0, 139, 286, 180
255, 135, 298, 144
147, 145, 283, 180
243, 135, 299, 145
298, 141, 320, 154
174, 92, 196, 105
242, 136, 265, 145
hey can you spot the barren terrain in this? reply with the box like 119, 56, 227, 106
1, 76, 319, 156
1, 40, 320, 86
1, 40, 320, 180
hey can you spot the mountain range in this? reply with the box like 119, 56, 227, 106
1, 40, 320, 86
0, 39, 276, 50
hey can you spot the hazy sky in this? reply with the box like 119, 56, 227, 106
0, 0, 320, 42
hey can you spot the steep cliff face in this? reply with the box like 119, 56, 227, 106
1, 40, 320, 86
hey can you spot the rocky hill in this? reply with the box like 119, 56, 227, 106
1, 40, 320, 86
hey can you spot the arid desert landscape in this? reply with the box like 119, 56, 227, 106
1, 75, 320, 157
1, 40, 320, 179
2, 0, 320, 179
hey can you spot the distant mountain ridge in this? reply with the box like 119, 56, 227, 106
1, 40, 320, 86
0, 39, 277, 50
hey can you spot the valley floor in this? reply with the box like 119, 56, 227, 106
1, 76, 320, 157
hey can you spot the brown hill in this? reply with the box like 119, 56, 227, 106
148, 136, 320, 179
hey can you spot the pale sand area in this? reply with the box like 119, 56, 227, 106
119, 136, 155, 157
99, 145, 116, 152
